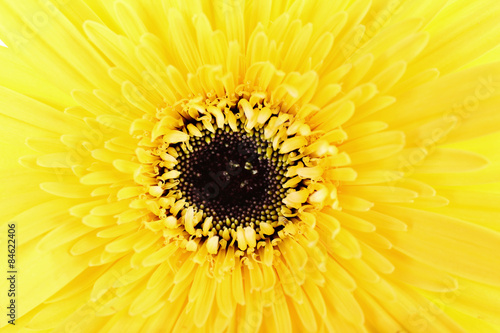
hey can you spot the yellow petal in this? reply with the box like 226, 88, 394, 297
380, 205, 500, 286
416, 148, 489, 173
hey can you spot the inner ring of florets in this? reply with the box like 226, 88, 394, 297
145, 92, 332, 253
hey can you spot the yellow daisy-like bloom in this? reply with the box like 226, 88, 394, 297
2, 0, 500, 332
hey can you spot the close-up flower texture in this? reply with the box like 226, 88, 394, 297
1, 0, 500, 332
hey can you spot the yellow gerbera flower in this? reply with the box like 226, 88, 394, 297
1, 0, 500, 332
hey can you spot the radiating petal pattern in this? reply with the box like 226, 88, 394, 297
1, 0, 500, 332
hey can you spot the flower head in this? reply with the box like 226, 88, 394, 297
1, 0, 500, 332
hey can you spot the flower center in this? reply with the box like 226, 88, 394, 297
145, 93, 332, 253
171, 124, 293, 236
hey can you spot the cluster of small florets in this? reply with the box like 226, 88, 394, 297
169, 122, 297, 239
